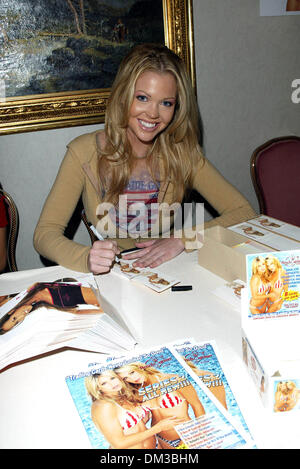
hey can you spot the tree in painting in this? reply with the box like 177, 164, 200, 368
0, 0, 164, 96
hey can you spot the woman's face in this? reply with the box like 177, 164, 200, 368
265, 259, 276, 273
279, 382, 289, 394
127, 70, 177, 153
1, 305, 33, 332
256, 260, 266, 275
97, 373, 123, 395
117, 368, 145, 385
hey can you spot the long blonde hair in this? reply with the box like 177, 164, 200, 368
265, 255, 282, 278
115, 362, 163, 389
85, 370, 141, 405
251, 256, 268, 279
98, 43, 204, 205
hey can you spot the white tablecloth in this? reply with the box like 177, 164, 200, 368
0, 251, 299, 449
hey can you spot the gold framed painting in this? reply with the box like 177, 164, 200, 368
0, 0, 195, 135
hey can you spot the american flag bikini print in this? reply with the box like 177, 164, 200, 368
160, 393, 183, 408
125, 410, 138, 429
121, 406, 151, 430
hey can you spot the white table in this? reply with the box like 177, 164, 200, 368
0, 251, 299, 449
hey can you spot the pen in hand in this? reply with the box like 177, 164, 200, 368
88, 223, 120, 262
88, 222, 104, 241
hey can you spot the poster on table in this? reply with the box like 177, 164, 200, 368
65, 345, 255, 449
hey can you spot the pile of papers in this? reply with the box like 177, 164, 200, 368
0, 272, 136, 370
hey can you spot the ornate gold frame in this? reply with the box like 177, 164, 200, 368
0, 0, 195, 135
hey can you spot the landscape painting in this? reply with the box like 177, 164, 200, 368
0, 0, 195, 134
0, 0, 164, 97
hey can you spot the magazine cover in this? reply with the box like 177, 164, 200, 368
175, 341, 254, 443
65, 345, 254, 450
246, 250, 300, 319
273, 379, 300, 413
0, 276, 136, 370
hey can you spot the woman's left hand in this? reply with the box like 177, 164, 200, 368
122, 237, 184, 269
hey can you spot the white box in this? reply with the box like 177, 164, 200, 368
241, 249, 300, 413
242, 311, 300, 413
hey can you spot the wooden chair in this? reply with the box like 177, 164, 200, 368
250, 136, 300, 227
0, 188, 19, 271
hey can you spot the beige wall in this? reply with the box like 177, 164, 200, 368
0, 0, 299, 270
193, 0, 300, 204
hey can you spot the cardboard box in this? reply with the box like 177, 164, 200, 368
198, 215, 300, 282
197, 225, 271, 282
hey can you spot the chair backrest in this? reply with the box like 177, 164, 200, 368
0, 189, 19, 271
250, 136, 300, 227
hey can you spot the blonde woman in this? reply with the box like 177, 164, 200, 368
258, 218, 281, 228
249, 256, 270, 315
274, 381, 300, 412
242, 226, 264, 237
184, 359, 227, 409
34, 43, 255, 274
265, 255, 288, 313
115, 362, 205, 449
85, 370, 182, 449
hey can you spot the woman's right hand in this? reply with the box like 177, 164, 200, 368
88, 240, 120, 274
155, 416, 186, 433
268, 291, 277, 302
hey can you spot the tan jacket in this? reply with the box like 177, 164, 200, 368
34, 131, 256, 272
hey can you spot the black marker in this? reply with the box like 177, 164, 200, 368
121, 247, 142, 255
88, 222, 105, 242
171, 285, 193, 292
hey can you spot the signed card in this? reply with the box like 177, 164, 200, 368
113, 259, 147, 279
113, 260, 179, 292
133, 270, 179, 292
